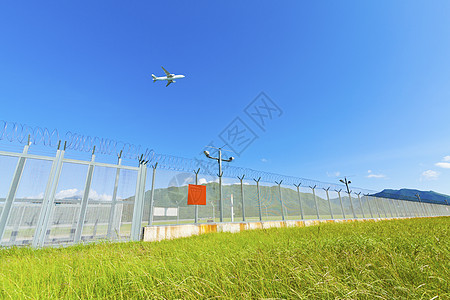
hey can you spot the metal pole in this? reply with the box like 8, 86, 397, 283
364, 194, 374, 219
381, 198, 390, 218
335, 189, 345, 219
74, 147, 96, 243
294, 183, 304, 220
107, 152, 122, 239
10, 205, 25, 244
372, 196, 381, 219
194, 168, 200, 223
203, 147, 233, 222
32, 145, 61, 247
415, 194, 425, 217
218, 149, 223, 222
356, 192, 365, 218
35, 141, 66, 247
309, 185, 320, 220
390, 199, 399, 218
324, 187, 333, 220
348, 191, 356, 219
0, 141, 30, 243
130, 157, 148, 241
275, 180, 285, 221
400, 200, 409, 217
148, 163, 158, 225
238, 175, 245, 222
130, 162, 143, 239
254, 177, 262, 221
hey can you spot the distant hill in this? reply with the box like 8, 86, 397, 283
372, 189, 450, 205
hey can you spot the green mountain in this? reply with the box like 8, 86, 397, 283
372, 189, 449, 205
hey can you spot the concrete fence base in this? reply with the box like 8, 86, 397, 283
142, 218, 403, 242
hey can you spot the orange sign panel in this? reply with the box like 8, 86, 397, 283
188, 184, 206, 205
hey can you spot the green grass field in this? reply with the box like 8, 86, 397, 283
0, 217, 448, 299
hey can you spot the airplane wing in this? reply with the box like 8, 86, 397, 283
161, 66, 172, 77
166, 80, 173, 87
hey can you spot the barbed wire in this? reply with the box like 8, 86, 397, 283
148, 152, 376, 194
0, 120, 153, 160
0, 119, 416, 196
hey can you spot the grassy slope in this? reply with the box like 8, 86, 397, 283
0, 217, 448, 299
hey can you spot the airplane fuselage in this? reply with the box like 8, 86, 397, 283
154, 75, 185, 81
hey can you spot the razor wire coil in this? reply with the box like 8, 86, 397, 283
0, 120, 154, 160
1, 119, 376, 193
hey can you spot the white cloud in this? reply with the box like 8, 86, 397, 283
435, 162, 450, 169
261, 158, 268, 163
24, 192, 44, 199
198, 178, 208, 185
434, 156, 450, 169
56, 188, 81, 199
366, 170, 386, 178
326, 171, 340, 177
89, 190, 112, 201
421, 170, 440, 181
55, 188, 112, 201
367, 174, 386, 178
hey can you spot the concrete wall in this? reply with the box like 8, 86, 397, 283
142, 218, 397, 243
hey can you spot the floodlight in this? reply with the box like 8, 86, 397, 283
339, 179, 345, 183
204, 150, 210, 157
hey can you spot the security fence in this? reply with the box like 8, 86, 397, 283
0, 142, 449, 248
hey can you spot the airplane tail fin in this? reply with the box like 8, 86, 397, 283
151, 74, 157, 82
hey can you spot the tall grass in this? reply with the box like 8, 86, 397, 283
0, 217, 448, 299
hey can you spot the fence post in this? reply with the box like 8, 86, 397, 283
194, 168, 200, 224
323, 187, 333, 220
373, 197, 380, 217
309, 185, 320, 220
33, 141, 66, 247
74, 147, 96, 243
254, 177, 262, 221
396, 199, 404, 217
218, 165, 223, 222
238, 175, 245, 222
294, 183, 304, 220
401, 200, 410, 217
335, 189, 345, 219
9, 205, 25, 244
364, 193, 374, 219
413, 199, 421, 217
399, 199, 407, 217
107, 151, 122, 239
355, 192, 365, 218
0, 140, 31, 243
390, 199, 399, 218
381, 198, 390, 218
130, 156, 148, 241
414, 201, 422, 217
275, 180, 285, 221
348, 191, 356, 219
147, 163, 158, 225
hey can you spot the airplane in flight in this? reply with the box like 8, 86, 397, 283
151, 67, 185, 87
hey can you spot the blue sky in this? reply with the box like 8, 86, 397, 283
1, 1, 450, 194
